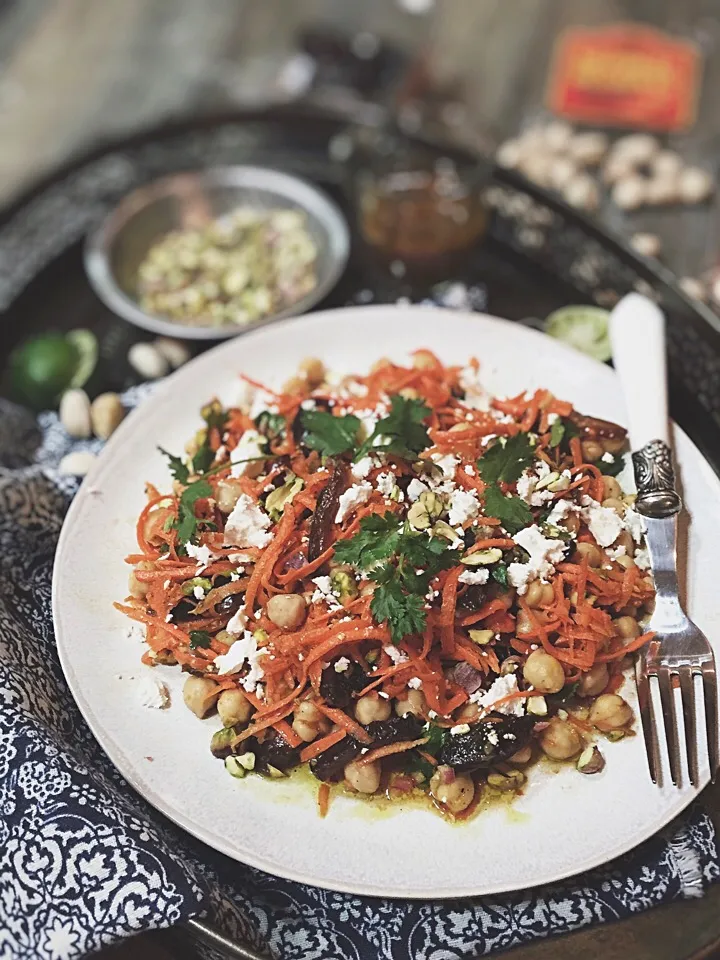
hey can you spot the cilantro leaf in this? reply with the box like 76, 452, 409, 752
192, 443, 215, 474
595, 454, 625, 477
357, 395, 431, 460
371, 578, 427, 643
175, 478, 212, 545
333, 512, 401, 569
422, 722, 448, 756
477, 432, 535, 484
549, 419, 565, 447
189, 630, 212, 649
559, 417, 581, 453
159, 447, 189, 484
491, 562, 509, 588
189, 403, 229, 475
483, 483, 532, 535
301, 409, 361, 457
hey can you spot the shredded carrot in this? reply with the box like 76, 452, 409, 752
356, 738, 429, 766
300, 729, 346, 763
317, 782, 331, 818
315, 703, 373, 744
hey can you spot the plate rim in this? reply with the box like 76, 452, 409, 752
52, 304, 720, 898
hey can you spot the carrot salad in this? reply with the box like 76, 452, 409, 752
118, 350, 655, 816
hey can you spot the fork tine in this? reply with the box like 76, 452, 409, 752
701, 662, 719, 781
658, 666, 681, 786
636, 656, 660, 784
678, 667, 699, 787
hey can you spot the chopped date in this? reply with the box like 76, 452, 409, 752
307, 458, 348, 561
439, 714, 534, 773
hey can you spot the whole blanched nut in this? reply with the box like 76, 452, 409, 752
90, 392, 126, 440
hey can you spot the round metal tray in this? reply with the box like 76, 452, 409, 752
1, 105, 719, 960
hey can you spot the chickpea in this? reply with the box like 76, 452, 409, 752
299, 356, 325, 388
430, 766, 475, 813
563, 513, 581, 535
538, 718, 583, 760
412, 350, 438, 371
370, 357, 393, 373
525, 581, 554, 608
577, 662, 609, 698
395, 689, 426, 718
344, 759, 381, 794
183, 675, 220, 719
516, 609, 534, 636
398, 387, 419, 400
266, 594, 307, 630
217, 688, 253, 727
589, 693, 633, 731
581, 439, 604, 462
602, 436, 626, 455
292, 700, 327, 743
508, 744, 533, 764
614, 615, 641, 639
602, 497, 625, 516
355, 694, 391, 724
216, 478, 245, 514
614, 529, 634, 555
573, 542, 603, 568
128, 560, 155, 599
283, 376, 307, 396
523, 649, 566, 694
602, 476, 622, 500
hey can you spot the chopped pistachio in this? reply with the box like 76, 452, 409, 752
527, 695, 548, 716
265, 474, 304, 521
462, 548, 503, 566
182, 576, 212, 597
237, 751, 256, 771
577, 744, 606, 774
224, 755, 247, 778
330, 568, 358, 601
468, 629, 494, 646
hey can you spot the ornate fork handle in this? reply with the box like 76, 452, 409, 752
632, 439, 682, 519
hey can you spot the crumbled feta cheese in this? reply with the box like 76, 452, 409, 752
516, 459, 553, 506
605, 545, 626, 560
193, 585, 205, 600
226, 604, 248, 636
300, 399, 316, 411
224, 494, 273, 549
407, 478, 429, 502
634, 547, 651, 570
458, 568, 490, 585
407, 677, 423, 690
384, 644, 409, 665
624, 508, 646, 543
428, 710, 439, 719
481, 433, 497, 446
136, 674, 170, 709
464, 464, 475, 476
601, 451, 615, 463
375, 471, 397, 497
311, 575, 343, 611
471, 674, 525, 715
230, 430, 267, 478
214, 631, 265, 692
545, 498, 577, 528
351, 456, 375, 480
334, 656, 351, 673
431, 453, 459, 479
335, 482, 373, 523
580, 497, 623, 548
547, 412, 560, 425
185, 542, 214, 570
507, 524, 567, 595
450, 723, 471, 736
459, 366, 491, 411
447, 488, 479, 526
163, 579, 171, 590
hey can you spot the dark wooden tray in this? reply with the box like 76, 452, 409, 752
2, 105, 719, 960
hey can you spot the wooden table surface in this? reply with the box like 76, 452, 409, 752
2, 1, 720, 957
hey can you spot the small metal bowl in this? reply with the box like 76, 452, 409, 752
84, 166, 350, 340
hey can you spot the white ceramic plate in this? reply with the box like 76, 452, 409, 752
53, 305, 720, 899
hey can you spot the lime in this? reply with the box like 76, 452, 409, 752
66, 329, 99, 388
545, 306, 612, 362
9, 333, 80, 411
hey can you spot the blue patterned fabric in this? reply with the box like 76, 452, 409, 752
0, 393, 718, 960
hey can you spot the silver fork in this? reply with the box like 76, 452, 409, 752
610, 293, 718, 787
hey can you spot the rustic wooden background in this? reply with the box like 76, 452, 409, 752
2, 1, 719, 958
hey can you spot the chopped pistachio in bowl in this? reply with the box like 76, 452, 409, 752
84, 166, 350, 341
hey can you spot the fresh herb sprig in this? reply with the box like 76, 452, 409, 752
357, 395, 431, 461
483, 484, 532, 535
175, 478, 213, 545
300, 409, 361, 457
335, 511, 457, 642
476, 433, 535, 484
